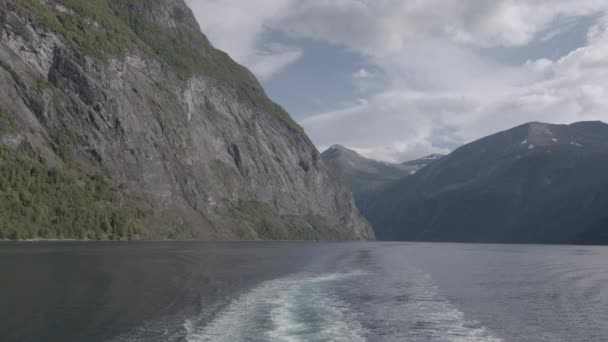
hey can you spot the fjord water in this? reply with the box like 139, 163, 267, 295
1, 242, 607, 342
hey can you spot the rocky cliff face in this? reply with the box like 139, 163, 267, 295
0, 0, 373, 240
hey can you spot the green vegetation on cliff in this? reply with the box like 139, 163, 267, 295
232, 200, 354, 241
0, 145, 143, 240
0, 108, 16, 133
9, 0, 135, 59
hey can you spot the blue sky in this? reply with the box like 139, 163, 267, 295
186, 0, 608, 162
262, 33, 374, 121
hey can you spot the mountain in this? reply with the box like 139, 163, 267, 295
321, 145, 415, 198
402, 154, 445, 168
321, 145, 444, 204
364, 121, 608, 244
0, 0, 373, 241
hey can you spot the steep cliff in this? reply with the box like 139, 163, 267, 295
0, 0, 373, 240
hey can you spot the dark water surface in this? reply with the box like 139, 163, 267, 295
1, 242, 607, 341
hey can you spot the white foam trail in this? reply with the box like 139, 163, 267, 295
186, 272, 367, 342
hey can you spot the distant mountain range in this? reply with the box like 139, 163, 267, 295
325, 122, 608, 245
321, 145, 443, 205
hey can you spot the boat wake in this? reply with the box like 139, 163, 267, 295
110, 250, 503, 342
185, 272, 368, 342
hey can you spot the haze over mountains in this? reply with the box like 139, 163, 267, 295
326, 121, 608, 245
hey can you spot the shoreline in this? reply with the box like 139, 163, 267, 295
1, 239, 607, 247
0, 238, 370, 243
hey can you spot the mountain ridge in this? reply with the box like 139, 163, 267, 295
363, 120, 608, 244
321, 144, 443, 208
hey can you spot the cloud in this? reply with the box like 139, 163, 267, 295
295, 3, 608, 160
186, 1, 608, 161
248, 43, 303, 81
302, 13, 608, 161
185, 0, 299, 80
271, 1, 608, 51
301, 90, 468, 161
353, 68, 372, 79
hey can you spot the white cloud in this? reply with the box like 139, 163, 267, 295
186, 1, 608, 161
301, 90, 461, 162
303, 15, 608, 161
185, 0, 299, 80
248, 43, 303, 81
271, 1, 608, 51
353, 68, 372, 79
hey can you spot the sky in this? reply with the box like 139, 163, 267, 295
185, 0, 608, 162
